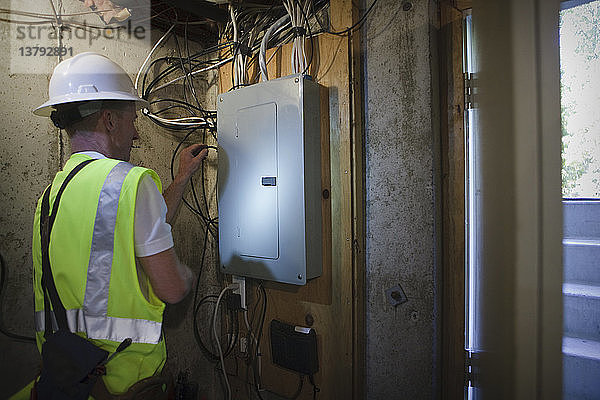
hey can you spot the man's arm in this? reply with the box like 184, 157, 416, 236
137, 247, 193, 304
163, 144, 208, 224
133, 144, 207, 304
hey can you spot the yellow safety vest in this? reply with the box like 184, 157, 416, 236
32, 153, 167, 395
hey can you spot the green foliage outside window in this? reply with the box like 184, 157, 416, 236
560, 1, 600, 198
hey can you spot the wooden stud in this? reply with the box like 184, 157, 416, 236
440, 3, 467, 400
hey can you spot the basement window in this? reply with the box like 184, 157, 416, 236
560, 0, 600, 199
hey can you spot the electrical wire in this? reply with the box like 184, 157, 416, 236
213, 284, 239, 400
291, 374, 304, 400
135, 23, 176, 94
194, 293, 238, 361
293, 0, 315, 76
149, 57, 232, 94
179, 25, 220, 232
144, 49, 216, 128
193, 294, 218, 359
309, 374, 321, 399
169, 130, 218, 237
192, 223, 217, 360
0, 6, 161, 31
188, 216, 238, 371
47, 0, 60, 28
139, 32, 231, 96
243, 310, 259, 365
325, 0, 381, 36
259, 14, 290, 81
230, 4, 243, 88
0, 252, 36, 344
251, 283, 267, 400
174, 32, 219, 234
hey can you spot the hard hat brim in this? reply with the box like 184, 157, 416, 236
33, 92, 149, 117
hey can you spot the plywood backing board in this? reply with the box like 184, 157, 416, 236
217, 1, 363, 398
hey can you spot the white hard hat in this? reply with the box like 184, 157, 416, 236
33, 52, 148, 117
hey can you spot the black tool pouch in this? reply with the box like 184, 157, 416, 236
36, 159, 109, 400
37, 330, 108, 399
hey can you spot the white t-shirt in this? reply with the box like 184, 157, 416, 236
77, 151, 174, 257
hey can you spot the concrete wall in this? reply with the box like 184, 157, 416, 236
0, 1, 221, 397
362, 0, 441, 398
0, 1, 58, 394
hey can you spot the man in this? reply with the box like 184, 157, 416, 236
12, 52, 206, 398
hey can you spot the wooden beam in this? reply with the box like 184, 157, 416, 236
439, 2, 466, 400
347, 12, 366, 400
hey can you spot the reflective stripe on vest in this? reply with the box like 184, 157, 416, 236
35, 161, 163, 345
33, 309, 162, 344
85, 162, 132, 316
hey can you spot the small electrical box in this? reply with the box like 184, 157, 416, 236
217, 74, 323, 285
270, 319, 318, 375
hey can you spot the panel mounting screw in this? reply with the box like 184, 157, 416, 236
298, 274, 303, 280
219, 97, 223, 102
402, 1, 413, 11
322, 189, 329, 199
294, 77, 299, 83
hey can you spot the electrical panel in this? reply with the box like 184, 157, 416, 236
217, 74, 323, 285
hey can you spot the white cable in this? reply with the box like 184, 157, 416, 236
284, 0, 308, 75
135, 23, 175, 93
260, 14, 290, 81
144, 110, 214, 128
47, 0, 60, 27
282, 0, 296, 73
230, 5, 240, 88
47, 0, 65, 63
213, 284, 239, 400
302, 36, 307, 72
299, 0, 309, 73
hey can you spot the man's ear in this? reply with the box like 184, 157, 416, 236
101, 109, 117, 133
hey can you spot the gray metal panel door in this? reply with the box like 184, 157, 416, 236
235, 102, 279, 259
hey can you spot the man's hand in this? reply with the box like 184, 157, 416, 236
175, 144, 209, 185
164, 143, 210, 224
